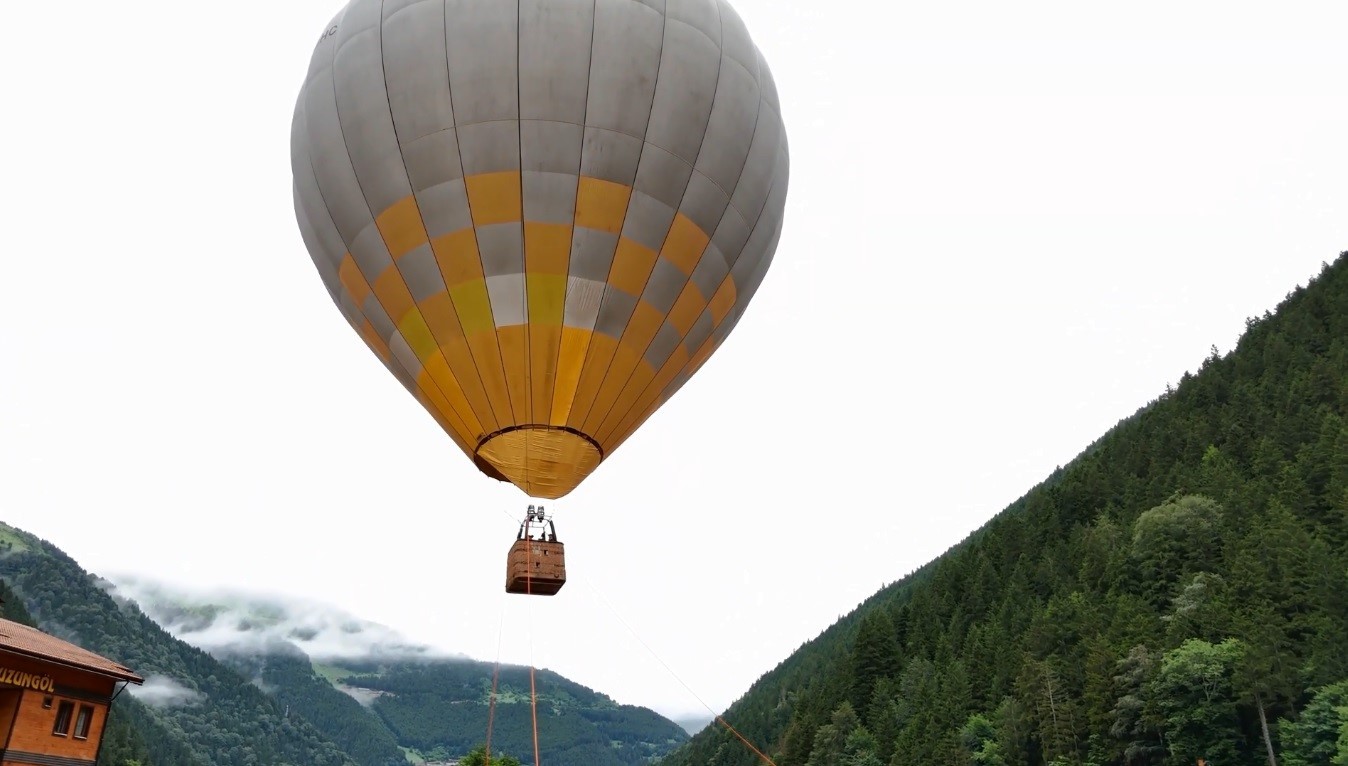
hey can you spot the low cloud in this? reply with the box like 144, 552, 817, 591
128, 675, 204, 708
102, 576, 461, 663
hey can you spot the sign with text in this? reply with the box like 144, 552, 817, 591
0, 668, 55, 692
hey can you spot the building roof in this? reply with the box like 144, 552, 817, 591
0, 618, 143, 684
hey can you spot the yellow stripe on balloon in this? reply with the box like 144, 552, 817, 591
465, 172, 523, 226
667, 283, 707, 335
372, 266, 416, 325
662, 214, 710, 274
448, 280, 495, 335
582, 301, 663, 434
417, 359, 484, 439
709, 277, 737, 326
418, 283, 502, 432
574, 177, 631, 235
608, 239, 658, 295
496, 325, 531, 424
397, 309, 438, 362
550, 326, 593, 426
339, 256, 372, 305
598, 343, 690, 446
565, 332, 619, 432
467, 330, 517, 425
432, 229, 485, 287
376, 196, 430, 258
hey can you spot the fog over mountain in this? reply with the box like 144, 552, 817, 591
127, 674, 205, 709
103, 575, 458, 662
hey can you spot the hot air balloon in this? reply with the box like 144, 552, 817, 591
291, 0, 788, 511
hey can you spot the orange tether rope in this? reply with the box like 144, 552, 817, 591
492, 512, 769, 765
484, 509, 546, 766
713, 717, 779, 766
526, 522, 542, 766
528, 665, 542, 765
484, 661, 501, 763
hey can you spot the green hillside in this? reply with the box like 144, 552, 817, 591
117, 578, 689, 765
115, 578, 689, 765
0, 529, 687, 766
328, 659, 687, 765
0, 527, 357, 766
221, 649, 687, 765
661, 255, 1348, 766
222, 648, 406, 765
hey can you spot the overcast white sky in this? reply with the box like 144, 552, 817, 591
2, 0, 1346, 725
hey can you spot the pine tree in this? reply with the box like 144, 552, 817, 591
848, 612, 900, 714
804, 703, 860, 766
1279, 681, 1348, 766
1016, 658, 1082, 765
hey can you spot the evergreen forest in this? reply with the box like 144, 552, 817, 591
660, 254, 1348, 766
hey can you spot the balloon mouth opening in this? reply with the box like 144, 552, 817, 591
474, 426, 603, 499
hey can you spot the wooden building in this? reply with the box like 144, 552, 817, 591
0, 617, 142, 766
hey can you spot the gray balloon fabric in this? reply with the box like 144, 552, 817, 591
292, 0, 788, 498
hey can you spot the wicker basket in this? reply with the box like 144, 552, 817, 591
505, 539, 566, 595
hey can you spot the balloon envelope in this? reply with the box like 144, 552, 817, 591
292, 0, 788, 498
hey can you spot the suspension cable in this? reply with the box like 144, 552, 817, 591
580, 577, 780, 766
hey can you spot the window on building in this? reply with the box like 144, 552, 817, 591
74, 705, 94, 740
52, 701, 74, 736
42, 696, 53, 710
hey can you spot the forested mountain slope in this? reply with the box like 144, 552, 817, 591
217, 649, 687, 766
320, 658, 688, 765
0, 530, 687, 766
0, 528, 359, 766
116, 578, 689, 765
662, 254, 1348, 766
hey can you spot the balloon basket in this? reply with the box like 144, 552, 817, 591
505, 539, 566, 596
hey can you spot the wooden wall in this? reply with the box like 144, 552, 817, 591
0, 650, 119, 765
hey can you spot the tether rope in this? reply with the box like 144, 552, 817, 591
579, 577, 780, 766
526, 521, 542, 766
484, 582, 507, 764
483, 506, 522, 765
487, 507, 544, 765
484, 511, 769, 765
